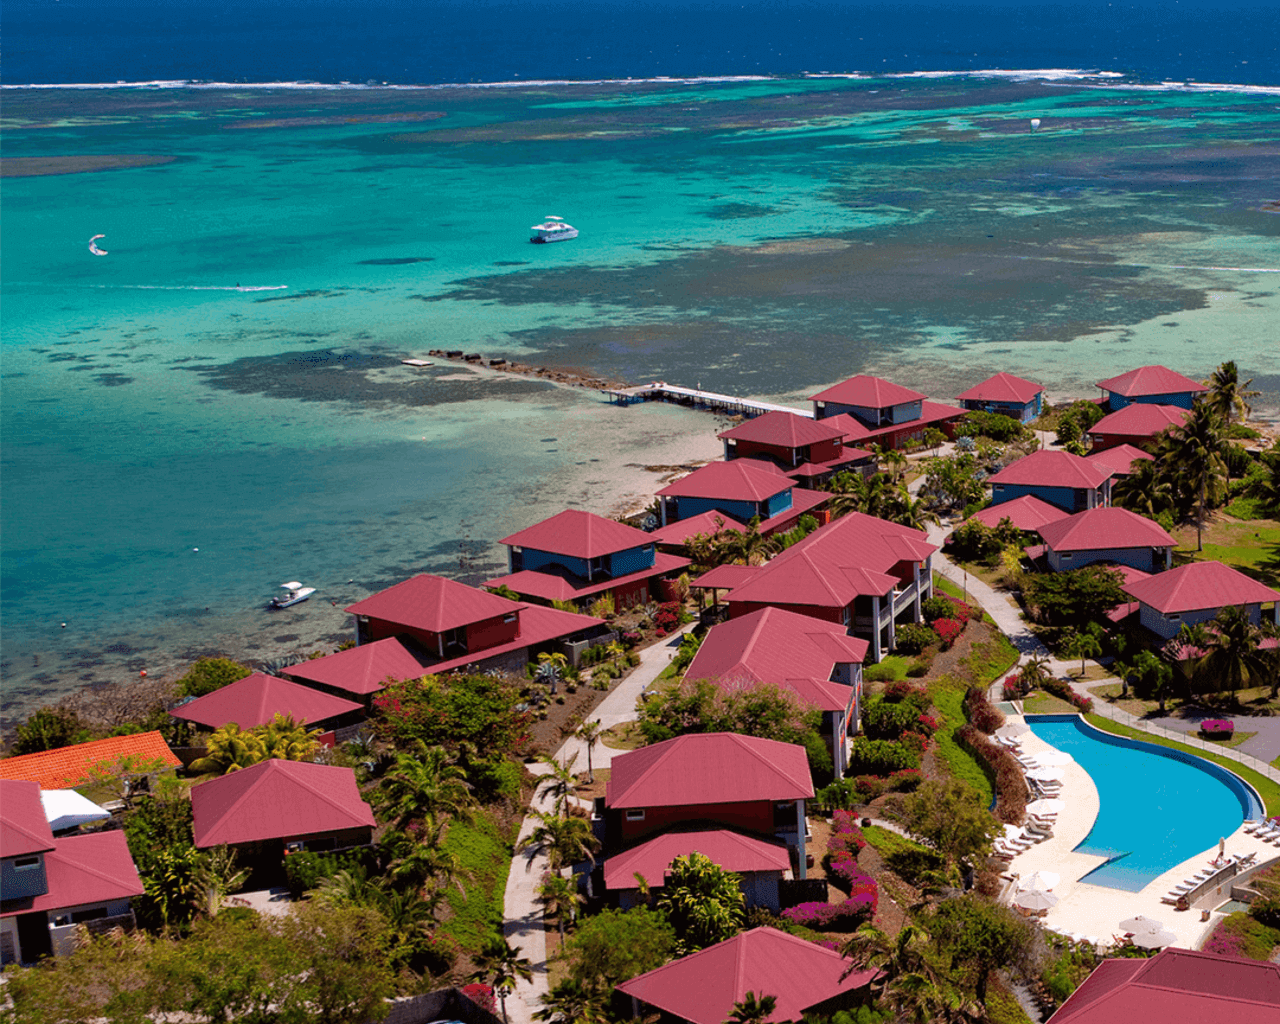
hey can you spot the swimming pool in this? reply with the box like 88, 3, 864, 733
1026, 715, 1264, 892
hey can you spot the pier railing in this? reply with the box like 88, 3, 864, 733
1086, 699, 1280, 786
602, 382, 811, 419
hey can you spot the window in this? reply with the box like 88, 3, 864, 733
1061, 552, 1073, 560
773, 801, 798, 830
504, 613, 518, 624
13, 856, 39, 871
1166, 613, 1181, 622
625, 809, 645, 821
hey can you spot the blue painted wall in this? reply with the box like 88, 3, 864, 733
1108, 391, 1198, 412
763, 489, 793, 519
676, 495, 759, 523
606, 545, 656, 576
962, 395, 1042, 422
519, 548, 589, 577
1048, 545, 1168, 573
991, 482, 1099, 513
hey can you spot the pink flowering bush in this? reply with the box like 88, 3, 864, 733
1003, 672, 1032, 701
932, 618, 964, 649
461, 983, 496, 1014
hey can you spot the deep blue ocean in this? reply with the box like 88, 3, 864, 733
5, 0, 1278, 87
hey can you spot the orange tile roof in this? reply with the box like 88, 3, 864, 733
0, 731, 181, 790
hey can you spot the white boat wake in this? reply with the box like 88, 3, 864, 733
88, 234, 108, 256
87, 284, 289, 291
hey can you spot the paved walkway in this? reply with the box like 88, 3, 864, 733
501, 626, 693, 1024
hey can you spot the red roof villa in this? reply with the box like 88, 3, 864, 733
1121, 560, 1280, 640
1033, 506, 1176, 574
685, 606, 868, 778
645, 509, 747, 556
169, 672, 364, 734
617, 927, 878, 1024
601, 828, 792, 911
967, 494, 1069, 533
603, 733, 814, 878
346, 572, 608, 674
0, 731, 181, 791
1086, 443, 1155, 479
191, 759, 375, 880
810, 374, 964, 450
2, 780, 144, 965
956, 371, 1045, 423
1096, 364, 1208, 412
988, 449, 1114, 514
485, 509, 689, 612
717, 410, 875, 489
1047, 946, 1280, 1024
1087, 403, 1187, 452
655, 461, 828, 537
282, 636, 435, 704
701, 511, 937, 662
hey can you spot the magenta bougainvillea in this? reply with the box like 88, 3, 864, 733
932, 618, 964, 648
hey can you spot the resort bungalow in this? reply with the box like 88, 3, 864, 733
485, 509, 690, 612
717, 410, 875, 489
191, 759, 375, 883
1046, 946, 1280, 1023
956, 371, 1045, 423
655, 461, 828, 536
617, 927, 879, 1024
169, 672, 364, 736
1086, 443, 1155, 479
1032, 507, 1176, 574
1121, 560, 1280, 641
0, 731, 181, 792
1, 780, 143, 965
645, 510, 747, 557
966, 494, 1069, 533
1096, 364, 1208, 413
685, 606, 868, 778
345, 573, 608, 674
988, 450, 1113, 514
282, 637, 436, 706
709, 512, 937, 662
810, 374, 964, 450
603, 733, 814, 879
601, 829, 792, 911
1087, 403, 1187, 452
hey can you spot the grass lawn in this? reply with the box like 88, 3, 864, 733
930, 679, 994, 806
439, 809, 515, 956
933, 573, 966, 601
965, 633, 1020, 688
1023, 693, 1081, 714
953, 558, 1008, 591
600, 721, 645, 751
1207, 731, 1258, 750
1085, 714, 1280, 816
1171, 517, 1280, 586
865, 655, 912, 684
862, 825, 932, 858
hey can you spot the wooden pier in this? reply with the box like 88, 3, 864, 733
602, 381, 812, 419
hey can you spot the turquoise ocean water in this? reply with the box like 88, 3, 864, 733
3, 76, 1279, 725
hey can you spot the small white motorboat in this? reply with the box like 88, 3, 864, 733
530, 215, 579, 243
270, 581, 315, 608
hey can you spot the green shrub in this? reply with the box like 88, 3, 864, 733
921, 596, 957, 622
864, 657, 909, 683
176, 658, 251, 699
438, 810, 514, 955
893, 622, 937, 655
846, 738, 919, 775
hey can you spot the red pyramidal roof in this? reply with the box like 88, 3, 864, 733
170, 672, 363, 730
606, 733, 813, 809
283, 637, 433, 696
657, 460, 793, 501
956, 371, 1043, 404
988, 449, 1113, 489
1037, 507, 1176, 552
718, 411, 843, 448
0, 731, 181, 791
1122, 560, 1280, 615
604, 830, 791, 891
500, 508, 654, 558
968, 494, 1070, 532
1051, 947, 1280, 1024
1091, 403, 1187, 437
346, 574, 523, 632
646, 510, 747, 547
191, 759, 375, 848
1096, 365, 1208, 398
687, 606, 868, 685
0, 779, 56, 858
0, 831, 143, 919
617, 927, 878, 1024
810, 374, 925, 408
1086, 444, 1155, 476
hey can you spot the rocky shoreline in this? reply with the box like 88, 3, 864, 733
426, 348, 634, 391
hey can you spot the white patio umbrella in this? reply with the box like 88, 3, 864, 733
997, 722, 1030, 738
1118, 914, 1163, 934
1014, 889, 1059, 911
1133, 928, 1178, 949
1036, 751, 1074, 766
1019, 871, 1061, 892
1026, 766, 1063, 781
1027, 798, 1066, 816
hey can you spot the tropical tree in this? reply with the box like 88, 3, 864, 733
190, 845, 248, 920
1198, 605, 1271, 697
538, 871, 584, 942
537, 652, 569, 695
575, 719, 604, 784
655, 852, 745, 954
881, 449, 909, 484
381, 815, 468, 897
726, 992, 777, 1024
1111, 456, 1177, 521
887, 489, 940, 531
188, 723, 267, 775
1204, 360, 1259, 426
8, 706, 91, 756
536, 752, 580, 818
534, 978, 610, 1024
472, 939, 534, 1024
842, 923, 947, 1021
884, 778, 999, 872
520, 810, 601, 872
1161, 397, 1230, 551
929, 894, 1035, 1004
375, 743, 473, 830
1061, 631, 1103, 677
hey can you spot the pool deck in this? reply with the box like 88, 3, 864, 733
1000, 718, 1278, 951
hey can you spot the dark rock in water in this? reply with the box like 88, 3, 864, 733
358, 257, 434, 265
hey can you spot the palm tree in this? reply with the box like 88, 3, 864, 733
534, 978, 609, 1024
1164, 397, 1229, 551
536, 752, 580, 818
536, 652, 569, 695
191, 845, 248, 919
656, 852, 746, 954
1111, 457, 1176, 520
189, 722, 266, 775
887, 488, 939, 531
519, 810, 600, 872
1062, 631, 1102, 677
575, 719, 603, 784
375, 743, 473, 830
1199, 605, 1270, 698
1205, 360, 1259, 426
882, 449, 909, 484
726, 992, 777, 1024
841, 923, 948, 1022
537, 871, 584, 941
382, 817, 470, 896
472, 938, 534, 1024
256, 712, 322, 762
